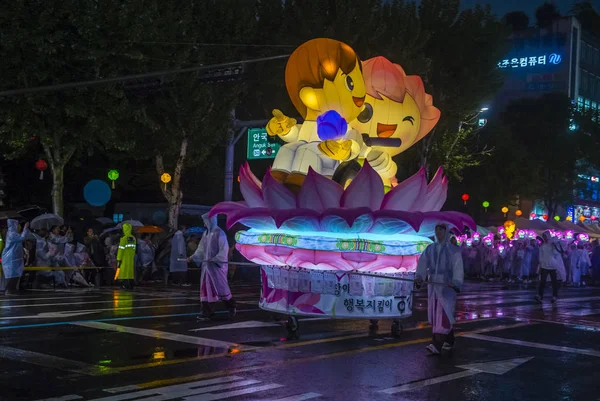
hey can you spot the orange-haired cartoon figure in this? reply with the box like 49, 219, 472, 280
351, 56, 441, 187
266, 38, 367, 189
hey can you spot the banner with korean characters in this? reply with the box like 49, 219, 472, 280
259, 265, 415, 319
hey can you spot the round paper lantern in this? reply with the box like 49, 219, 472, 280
530, 213, 537, 219
108, 169, 119, 189
592, 215, 598, 221
553, 215, 560, 221
566, 216, 572, 221
35, 159, 48, 180
542, 214, 548, 221
461, 193, 469, 205
579, 215, 585, 222
515, 210, 522, 217
83, 180, 111, 207
482, 201, 490, 211
501, 206, 509, 214
160, 173, 172, 190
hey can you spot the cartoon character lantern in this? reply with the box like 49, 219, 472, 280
504, 220, 516, 239
266, 38, 367, 189
351, 57, 441, 187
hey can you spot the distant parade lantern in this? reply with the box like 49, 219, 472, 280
501, 206, 509, 217
160, 173, 172, 190
554, 215, 560, 221
461, 193, 469, 205
515, 210, 523, 217
579, 215, 586, 222
566, 216, 573, 221
530, 213, 537, 219
35, 159, 47, 180
108, 169, 119, 189
482, 201, 490, 211
542, 214, 549, 221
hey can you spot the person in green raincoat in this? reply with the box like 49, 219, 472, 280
116, 223, 136, 289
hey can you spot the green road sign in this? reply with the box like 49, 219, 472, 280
247, 128, 281, 160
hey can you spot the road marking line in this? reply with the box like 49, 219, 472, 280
0, 309, 263, 331
382, 370, 476, 394
113, 352, 232, 373
128, 321, 535, 388
32, 396, 83, 401
190, 320, 280, 331
103, 376, 243, 394
183, 383, 284, 401
0, 296, 100, 302
260, 393, 322, 401
0, 297, 192, 309
0, 345, 117, 376
74, 321, 249, 350
463, 333, 600, 357
103, 385, 139, 394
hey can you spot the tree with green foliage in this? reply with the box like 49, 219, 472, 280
0, 0, 134, 216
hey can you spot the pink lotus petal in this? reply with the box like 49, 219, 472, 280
273, 209, 320, 229
430, 176, 448, 211
420, 167, 445, 212
239, 163, 264, 207
262, 168, 297, 210
371, 210, 424, 234
226, 208, 273, 230
341, 161, 384, 210
381, 167, 427, 211
297, 167, 344, 212
210, 201, 248, 218
419, 211, 475, 235
321, 208, 373, 232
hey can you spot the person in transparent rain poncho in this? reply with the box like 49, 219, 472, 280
416, 224, 464, 355
188, 213, 236, 320
0, 220, 29, 295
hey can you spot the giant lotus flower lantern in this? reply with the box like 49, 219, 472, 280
210, 38, 475, 334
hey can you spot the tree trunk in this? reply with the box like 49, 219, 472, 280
50, 163, 64, 217
156, 134, 189, 232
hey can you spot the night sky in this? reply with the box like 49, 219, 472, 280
461, 0, 600, 18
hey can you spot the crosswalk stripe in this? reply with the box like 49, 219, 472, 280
183, 383, 284, 401
262, 393, 322, 401
33, 396, 83, 401
103, 376, 243, 394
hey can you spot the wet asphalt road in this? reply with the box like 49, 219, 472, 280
0, 279, 599, 401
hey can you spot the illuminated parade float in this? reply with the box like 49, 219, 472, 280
211, 38, 475, 335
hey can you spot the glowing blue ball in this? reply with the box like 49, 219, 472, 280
317, 110, 348, 141
83, 180, 111, 206
152, 210, 167, 225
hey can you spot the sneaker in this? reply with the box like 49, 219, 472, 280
426, 344, 440, 355
442, 342, 453, 351
551, 297, 557, 304
534, 295, 542, 303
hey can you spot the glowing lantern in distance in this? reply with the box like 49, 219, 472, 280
160, 173, 172, 190
108, 169, 119, 189
530, 213, 537, 219
515, 210, 522, 217
461, 193, 469, 205
554, 215, 560, 221
482, 201, 489, 211
35, 159, 47, 180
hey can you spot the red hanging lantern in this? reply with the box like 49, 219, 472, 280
461, 193, 469, 205
35, 159, 48, 180
542, 214, 549, 221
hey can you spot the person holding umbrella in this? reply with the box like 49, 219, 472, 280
116, 223, 136, 289
1, 220, 30, 295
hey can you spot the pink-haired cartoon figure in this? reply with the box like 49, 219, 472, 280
351, 56, 441, 187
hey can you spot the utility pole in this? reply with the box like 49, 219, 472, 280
224, 118, 269, 202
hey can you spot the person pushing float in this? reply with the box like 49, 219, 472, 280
211, 38, 475, 337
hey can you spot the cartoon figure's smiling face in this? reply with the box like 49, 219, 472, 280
353, 93, 421, 157
299, 59, 366, 122
349, 56, 440, 159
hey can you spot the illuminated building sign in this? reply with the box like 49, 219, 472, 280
578, 174, 600, 183
498, 53, 562, 69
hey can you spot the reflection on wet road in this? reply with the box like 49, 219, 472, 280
0, 282, 598, 400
